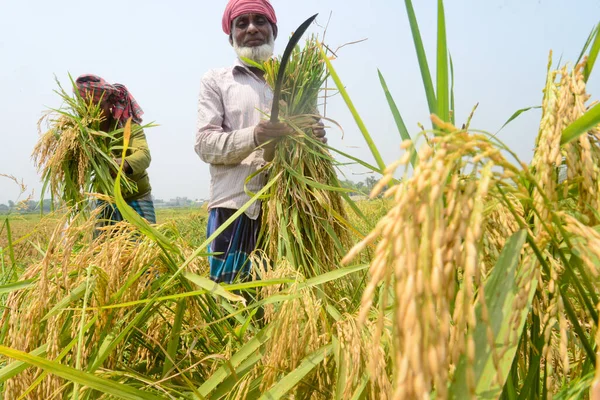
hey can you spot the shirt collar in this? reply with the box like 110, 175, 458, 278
233, 58, 251, 73
232, 58, 266, 83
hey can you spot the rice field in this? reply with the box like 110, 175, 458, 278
1, 1, 600, 399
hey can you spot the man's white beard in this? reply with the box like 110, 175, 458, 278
233, 35, 274, 64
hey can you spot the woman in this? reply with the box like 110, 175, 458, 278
75, 74, 156, 225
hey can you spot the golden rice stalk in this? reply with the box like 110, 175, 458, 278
561, 213, 600, 277
252, 252, 296, 322
341, 51, 600, 398
532, 53, 600, 228
529, 54, 600, 389
334, 314, 392, 399
224, 370, 258, 400
259, 275, 329, 393
482, 197, 523, 272
1, 210, 209, 399
343, 120, 525, 398
530, 53, 561, 233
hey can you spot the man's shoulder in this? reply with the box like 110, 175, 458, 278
201, 65, 235, 82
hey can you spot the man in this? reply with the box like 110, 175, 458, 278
195, 0, 325, 283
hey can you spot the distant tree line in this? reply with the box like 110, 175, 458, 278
153, 197, 204, 209
339, 175, 382, 196
0, 199, 55, 214
0, 177, 385, 214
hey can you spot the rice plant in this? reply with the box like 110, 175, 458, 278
337, 1, 600, 397
1, 1, 600, 399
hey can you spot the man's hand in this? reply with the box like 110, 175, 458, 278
112, 158, 132, 177
254, 121, 294, 146
312, 119, 327, 144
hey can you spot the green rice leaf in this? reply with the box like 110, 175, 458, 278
184, 272, 246, 304
0, 279, 35, 295
498, 106, 541, 133
3, 218, 15, 270
560, 102, 600, 145
226, 277, 296, 290
377, 69, 412, 143
259, 344, 332, 399
197, 325, 274, 397
0, 345, 163, 400
279, 161, 353, 192
42, 282, 88, 321
378, 70, 416, 167
162, 298, 186, 377
87, 309, 138, 373
583, 24, 600, 82
333, 336, 348, 400
240, 57, 265, 70
577, 24, 599, 64
436, 0, 450, 123
73, 264, 95, 399
84, 278, 296, 311
350, 375, 369, 400
301, 264, 368, 289
404, 0, 437, 116
210, 351, 265, 399
0, 345, 48, 383
39, 178, 52, 215
450, 230, 536, 399
450, 53, 456, 125
325, 145, 383, 174
318, 43, 386, 172
114, 119, 177, 252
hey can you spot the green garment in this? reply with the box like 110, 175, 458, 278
114, 124, 152, 201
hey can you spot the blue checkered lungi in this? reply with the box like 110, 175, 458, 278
97, 193, 156, 225
207, 208, 261, 284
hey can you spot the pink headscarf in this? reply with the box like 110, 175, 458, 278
222, 0, 277, 35
75, 74, 144, 125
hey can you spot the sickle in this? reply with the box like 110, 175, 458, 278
270, 13, 318, 123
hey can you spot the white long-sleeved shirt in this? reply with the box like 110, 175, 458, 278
195, 59, 273, 220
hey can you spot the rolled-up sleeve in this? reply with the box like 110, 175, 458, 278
195, 72, 257, 165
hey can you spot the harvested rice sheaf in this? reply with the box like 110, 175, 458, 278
32, 77, 138, 214
258, 37, 354, 283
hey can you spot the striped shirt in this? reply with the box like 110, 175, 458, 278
195, 59, 273, 220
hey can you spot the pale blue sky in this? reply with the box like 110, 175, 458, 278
1, 0, 599, 204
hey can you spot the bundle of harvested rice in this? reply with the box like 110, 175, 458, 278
256, 36, 354, 280
33, 77, 139, 213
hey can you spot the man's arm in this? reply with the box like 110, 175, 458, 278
194, 73, 257, 165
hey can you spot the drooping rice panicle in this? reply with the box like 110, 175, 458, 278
342, 54, 600, 398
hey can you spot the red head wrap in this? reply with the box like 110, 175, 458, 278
222, 0, 277, 35
75, 74, 144, 125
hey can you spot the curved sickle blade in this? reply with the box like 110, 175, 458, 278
270, 13, 318, 122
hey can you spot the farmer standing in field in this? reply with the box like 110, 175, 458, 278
76, 75, 157, 226
195, 0, 326, 283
